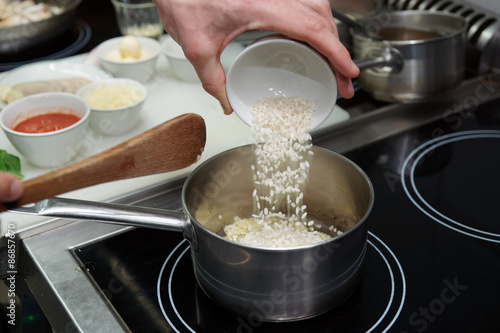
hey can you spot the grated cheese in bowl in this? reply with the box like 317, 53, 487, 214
76, 78, 147, 135
82, 83, 144, 110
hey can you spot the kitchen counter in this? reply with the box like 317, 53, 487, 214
0, 50, 350, 235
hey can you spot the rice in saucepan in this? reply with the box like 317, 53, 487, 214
224, 96, 340, 247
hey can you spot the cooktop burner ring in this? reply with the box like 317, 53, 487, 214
157, 240, 192, 331
365, 232, 406, 333
156, 232, 406, 333
0, 18, 91, 72
401, 129, 500, 243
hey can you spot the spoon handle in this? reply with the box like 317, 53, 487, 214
331, 9, 369, 37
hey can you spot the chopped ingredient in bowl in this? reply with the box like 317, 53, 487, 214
124, 25, 164, 40
83, 84, 144, 109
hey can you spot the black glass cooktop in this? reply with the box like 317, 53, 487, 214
75, 100, 500, 332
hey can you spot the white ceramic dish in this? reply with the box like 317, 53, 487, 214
0, 92, 91, 168
161, 36, 199, 82
0, 61, 111, 109
97, 36, 160, 83
76, 78, 147, 136
226, 35, 338, 131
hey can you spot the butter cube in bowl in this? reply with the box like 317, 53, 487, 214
97, 36, 160, 83
76, 78, 147, 136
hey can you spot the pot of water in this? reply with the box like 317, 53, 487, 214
351, 10, 467, 103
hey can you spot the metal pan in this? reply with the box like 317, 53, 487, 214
12, 144, 374, 322
329, 0, 382, 48
0, 0, 83, 55
351, 11, 467, 103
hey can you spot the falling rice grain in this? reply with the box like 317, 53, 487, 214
224, 96, 331, 247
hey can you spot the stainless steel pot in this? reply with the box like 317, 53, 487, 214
351, 11, 467, 103
0, 0, 83, 55
329, 0, 382, 47
15, 145, 374, 321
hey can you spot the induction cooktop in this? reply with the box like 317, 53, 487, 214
74, 98, 500, 332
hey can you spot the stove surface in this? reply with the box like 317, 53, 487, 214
74, 100, 500, 332
0, 19, 91, 72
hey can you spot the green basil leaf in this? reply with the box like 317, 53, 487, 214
0, 149, 24, 179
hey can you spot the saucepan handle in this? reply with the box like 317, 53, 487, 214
9, 197, 189, 233
354, 45, 404, 73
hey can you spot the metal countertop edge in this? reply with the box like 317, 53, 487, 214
19, 222, 130, 332
17, 178, 187, 332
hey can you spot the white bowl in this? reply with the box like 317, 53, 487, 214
0, 92, 90, 168
97, 36, 160, 83
161, 36, 199, 82
226, 35, 338, 130
76, 78, 146, 136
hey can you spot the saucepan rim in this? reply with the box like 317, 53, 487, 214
181, 144, 375, 252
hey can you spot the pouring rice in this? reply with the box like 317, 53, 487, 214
224, 96, 340, 247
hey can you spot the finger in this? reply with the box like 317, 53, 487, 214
288, 27, 359, 80
191, 54, 233, 115
0, 173, 23, 202
334, 70, 355, 99
248, 2, 359, 79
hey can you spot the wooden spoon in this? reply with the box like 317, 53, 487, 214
0, 113, 206, 212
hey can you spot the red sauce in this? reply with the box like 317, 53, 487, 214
13, 109, 81, 134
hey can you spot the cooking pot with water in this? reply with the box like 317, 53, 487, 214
351, 11, 467, 103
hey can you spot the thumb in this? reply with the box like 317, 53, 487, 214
0, 173, 23, 202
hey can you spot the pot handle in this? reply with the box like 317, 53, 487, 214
354, 46, 404, 73
10, 197, 189, 233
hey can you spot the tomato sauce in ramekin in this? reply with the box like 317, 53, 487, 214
13, 107, 81, 133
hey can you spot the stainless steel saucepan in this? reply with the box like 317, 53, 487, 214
10, 144, 374, 321
350, 10, 467, 103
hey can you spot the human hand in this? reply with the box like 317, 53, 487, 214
0, 172, 23, 203
153, 0, 359, 115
